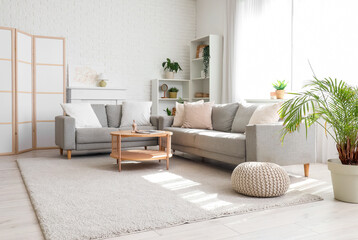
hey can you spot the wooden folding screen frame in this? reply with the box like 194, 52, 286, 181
0, 26, 65, 155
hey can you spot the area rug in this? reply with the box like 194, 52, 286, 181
17, 155, 322, 240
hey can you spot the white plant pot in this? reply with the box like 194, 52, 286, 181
328, 159, 358, 203
164, 71, 174, 79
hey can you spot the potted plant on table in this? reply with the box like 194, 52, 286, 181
162, 58, 182, 79
279, 77, 358, 203
273, 80, 288, 99
168, 87, 179, 98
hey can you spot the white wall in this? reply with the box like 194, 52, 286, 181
196, 0, 226, 37
0, 0, 196, 100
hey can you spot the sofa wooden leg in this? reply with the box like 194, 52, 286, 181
60, 148, 63, 155
304, 163, 309, 177
67, 150, 72, 160
144, 146, 147, 150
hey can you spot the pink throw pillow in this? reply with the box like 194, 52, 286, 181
182, 102, 214, 129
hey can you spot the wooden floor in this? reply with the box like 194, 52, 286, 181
1, 150, 358, 240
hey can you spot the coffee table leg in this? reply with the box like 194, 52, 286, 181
158, 136, 162, 163
166, 134, 171, 170
117, 135, 121, 172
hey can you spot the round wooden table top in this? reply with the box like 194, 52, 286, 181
110, 130, 172, 138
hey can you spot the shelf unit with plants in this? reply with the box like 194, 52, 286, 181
151, 78, 189, 115
189, 35, 223, 103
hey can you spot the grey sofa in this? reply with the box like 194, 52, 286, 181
55, 104, 159, 159
158, 104, 316, 177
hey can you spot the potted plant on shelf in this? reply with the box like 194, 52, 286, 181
273, 80, 288, 99
279, 77, 358, 203
168, 87, 179, 98
203, 45, 210, 78
162, 58, 182, 79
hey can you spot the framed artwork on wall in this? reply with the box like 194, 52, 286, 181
68, 65, 104, 87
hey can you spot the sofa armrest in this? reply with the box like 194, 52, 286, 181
55, 116, 76, 150
246, 123, 316, 165
150, 116, 159, 129
158, 116, 174, 130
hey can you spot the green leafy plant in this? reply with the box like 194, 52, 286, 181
169, 87, 179, 93
273, 80, 288, 90
177, 97, 184, 104
279, 77, 358, 165
203, 46, 210, 77
163, 108, 172, 116
162, 58, 182, 73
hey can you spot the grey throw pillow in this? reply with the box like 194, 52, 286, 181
105, 105, 122, 128
212, 103, 239, 132
231, 104, 258, 133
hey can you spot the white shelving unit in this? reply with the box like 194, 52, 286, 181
151, 35, 223, 115
152, 78, 189, 115
189, 35, 223, 103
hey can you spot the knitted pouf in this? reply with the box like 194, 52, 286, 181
231, 162, 290, 197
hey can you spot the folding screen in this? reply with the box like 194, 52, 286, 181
34, 36, 65, 149
16, 30, 33, 153
0, 27, 15, 155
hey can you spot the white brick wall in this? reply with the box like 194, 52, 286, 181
0, 0, 196, 100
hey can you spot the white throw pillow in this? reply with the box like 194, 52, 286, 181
120, 101, 152, 127
248, 103, 282, 125
173, 100, 203, 127
61, 103, 102, 128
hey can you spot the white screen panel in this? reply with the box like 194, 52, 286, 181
36, 65, 64, 92
17, 32, 32, 62
35, 38, 63, 64
36, 94, 63, 120
0, 92, 12, 122
17, 93, 32, 122
0, 61, 12, 91
0, 124, 12, 153
17, 62, 32, 92
0, 29, 12, 59
37, 122, 55, 148
18, 122, 32, 151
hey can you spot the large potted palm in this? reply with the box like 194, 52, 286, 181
280, 77, 358, 203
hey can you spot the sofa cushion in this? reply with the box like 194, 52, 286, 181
76, 128, 118, 144
212, 103, 239, 132
164, 127, 208, 146
91, 104, 108, 127
76, 126, 157, 144
194, 131, 246, 158
106, 105, 122, 128
231, 104, 258, 133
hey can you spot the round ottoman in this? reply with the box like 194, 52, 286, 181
231, 162, 290, 197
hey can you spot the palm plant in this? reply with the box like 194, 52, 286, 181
279, 77, 358, 165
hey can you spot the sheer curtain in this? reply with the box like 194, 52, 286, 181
235, 0, 292, 100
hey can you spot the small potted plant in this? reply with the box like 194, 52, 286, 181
168, 87, 179, 98
162, 58, 182, 79
203, 45, 210, 78
280, 77, 358, 203
273, 80, 288, 99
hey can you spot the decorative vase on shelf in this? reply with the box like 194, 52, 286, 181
99, 80, 107, 87
97, 73, 109, 87
164, 71, 174, 79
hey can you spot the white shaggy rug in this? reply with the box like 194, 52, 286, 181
17, 155, 322, 240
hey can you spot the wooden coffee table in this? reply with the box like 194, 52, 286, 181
110, 130, 173, 172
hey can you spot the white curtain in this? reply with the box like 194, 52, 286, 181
222, 0, 238, 103
235, 0, 292, 100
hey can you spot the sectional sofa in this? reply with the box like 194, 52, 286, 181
55, 103, 316, 176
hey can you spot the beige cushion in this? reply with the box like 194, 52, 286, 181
231, 162, 290, 197
173, 100, 203, 127
248, 103, 281, 125
182, 102, 214, 129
